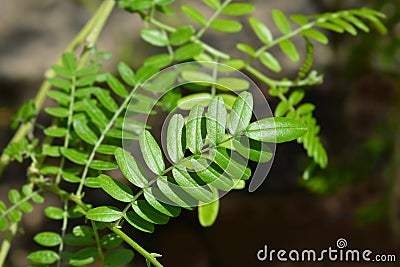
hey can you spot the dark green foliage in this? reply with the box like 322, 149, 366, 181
0, 1, 387, 266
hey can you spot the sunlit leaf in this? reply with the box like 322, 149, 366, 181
104, 249, 135, 267
272, 9, 291, 34
182, 5, 206, 26
249, 17, 273, 45
169, 25, 195, 46
246, 117, 307, 143
207, 96, 226, 145
228, 91, 253, 134
28, 250, 59, 264
141, 28, 168, 47
259, 52, 282, 73
186, 105, 206, 154
222, 3, 254, 16
115, 148, 148, 188
34, 232, 62, 247
139, 131, 165, 175
198, 188, 219, 227
98, 174, 133, 202
86, 206, 122, 222
210, 19, 242, 33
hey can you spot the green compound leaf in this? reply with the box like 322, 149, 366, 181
0, 217, 7, 231
288, 90, 305, 105
210, 19, 242, 33
144, 53, 172, 69
191, 158, 233, 191
290, 14, 309, 25
343, 13, 369, 32
118, 61, 136, 86
47, 90, 70, 105
174, 43, 203, 61
315, 21, 345, 33
237, 43, 256, 56
8, 189, 21, 204
139, 130, 165, 175
182, 5, 207, 26
132, 200, 170, 224
246, 117, 307, 143
82, 99, 109, 130
107, 74, 129, 97
69, 247, 98, 266
216, 77, 250, 91
115, 148, 148, 188
44, 206, 64, 220
169, 25, 195, 46
104, 249, 135, 267
44, 107, 69, 118
274, 101, 290, 117
86, 206, 122, 222
186, 105, 206, 154
249, 17, 273, 45
8, 210, 22, 222
172, 168, 214, 203
143, 187, 181, 217
228, 91, 253, 135
73, 118, 98, 145
61, 52, 78, 72
125, 211, 155, 233
44, 127, 67, 138
198, 188, 219, 227
232, 136, 273, 163
98, 174, 133, 203
259, 51, 282, 73
211, 147, 251, 180
279, 39, 300, 62
157, 176, 197, 208
140, 28, 169, 47
89, 160, 118, 171
328, 17, 357, 35
272, 9, 291, 34
177, 93, 212, 110
100, 233, 123, 249
167, 114, 186, 163
33, 232, 62, 247
60, 148, 88, 165
301, 29, 329, 44
222, 3, 254, 16
202, 0, 220, 9
207, 96, 226, 145
28, 250, 59, 264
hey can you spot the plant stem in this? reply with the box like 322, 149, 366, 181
0, 222, 18, 266
0, 0, 115, 176
110, 227, 164, 267
91, 220, 105, 263
56, 200, 69, 267
196, 0, 232, 39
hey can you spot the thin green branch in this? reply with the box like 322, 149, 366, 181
56, 199, 69, 267
0, 0, 116, 176
76, 83, 141, 197
110, 227, 163, 267
149, 18, 230, 59
91, 220, 105, 264
0, 222, 18, 266
0, 190, 41, 221
196, 0, 232, 39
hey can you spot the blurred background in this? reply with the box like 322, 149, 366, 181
0, 0, 399, 266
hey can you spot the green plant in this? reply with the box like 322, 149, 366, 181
0, 0, 386, 266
